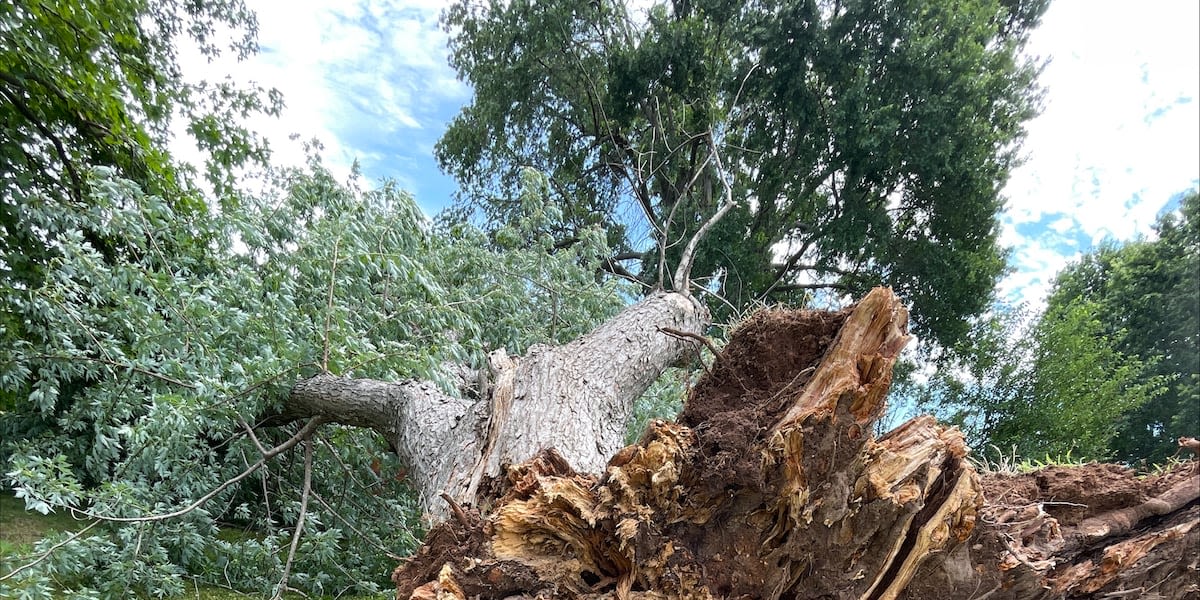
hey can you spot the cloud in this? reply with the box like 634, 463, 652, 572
173, 0, 469, 209
1000, 0, 1199, 308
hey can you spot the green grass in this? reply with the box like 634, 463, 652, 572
0, 491, 90, 557
0, 491, 390, 599
970, 444, 1093, 475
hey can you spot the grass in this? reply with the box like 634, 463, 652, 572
0, 491, 91, 557
970, 444, 1092, 475
0, 491, 391, 599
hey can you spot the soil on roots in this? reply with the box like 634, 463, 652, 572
677, 307, 849, 496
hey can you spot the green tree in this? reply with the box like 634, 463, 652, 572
1, 0, 280, 287
903, 190, 1200, 464
1047, 191, 1200, 463
437, 0, 1047, 346
904, 296, 1161, 462
993, 298, 1162, 459
894, 303, 1035, 448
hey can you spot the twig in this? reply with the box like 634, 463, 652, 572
33, 353, 196, 390
236, 415, 269, 455
310, 491, 406, 561
999, 533, 1043, 573
68, 417, 325, 523
970, 584, 1002, 600
0, 519, 102, 582
672, 133, 737, 291
440, 492, 470, 527
657, 327, 720, 356
274, 437, 314, 600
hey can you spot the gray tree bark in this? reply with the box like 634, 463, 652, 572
284, 291, 709, 518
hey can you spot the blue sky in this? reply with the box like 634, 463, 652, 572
179, 0, 1199, 310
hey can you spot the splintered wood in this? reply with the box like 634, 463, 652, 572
391, 287, 1200, 599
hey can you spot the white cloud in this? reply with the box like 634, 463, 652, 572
172, 0, 468, 187
1046, 216, 1076, 235
1001, 0, 1199, 308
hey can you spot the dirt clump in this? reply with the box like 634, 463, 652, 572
678, 306, 847, 494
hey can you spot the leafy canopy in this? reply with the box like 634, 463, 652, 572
0, 162, 623, 597
1, 0, 280, 288
1046, 191, 1200, 463
1, 0, 632, 595
438, 0, 1048, 346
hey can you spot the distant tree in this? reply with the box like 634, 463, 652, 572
437, 0, 1048, 346
904, 193, 1197, 463
893, 303, 1035, 448
904, 296, 1161, 462
994, 297, 1163, 459
1047, 191, 1200, 463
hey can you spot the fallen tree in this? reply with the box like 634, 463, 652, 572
281, 290, 710, 519
388, 287, 1200, 599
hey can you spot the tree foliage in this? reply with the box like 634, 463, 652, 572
437, 0, 1047, 346
0, 162, 623, 597
1046, 191, 1200, 463
903, 194, 1198, 463
0, 0, 632, 594
903, 297, 1161, 462
1, 0, 280, 289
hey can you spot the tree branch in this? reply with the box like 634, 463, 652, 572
68, 417, 325, 524
0, 74, 84, 204
672, 134, 736, 292
0, 519, 102, 582
274, 437, 314, 600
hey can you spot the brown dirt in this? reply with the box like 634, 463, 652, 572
678, 306, 848, 496
666, 307, 849, 597
392, 503, 490, 598
981, 463, 1147, 526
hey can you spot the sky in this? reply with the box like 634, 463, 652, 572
178, 0, 1200, 311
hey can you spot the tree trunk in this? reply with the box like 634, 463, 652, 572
284, 291, 710, 518
387, 287, 1200, 599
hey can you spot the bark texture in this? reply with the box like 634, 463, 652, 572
389, 287, 1200, 599
284, 291, 709, 517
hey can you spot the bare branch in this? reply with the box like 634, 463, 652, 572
600, 256, 652, 289
275, 437, 314, 600
766, 282, 856, 295
657, 326, 720, 357
672, 134, 737, 292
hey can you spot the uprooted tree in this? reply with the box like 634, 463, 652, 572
2, 167, 1196, 598
383, 287, 1199, 600
3, 0, 1197, 597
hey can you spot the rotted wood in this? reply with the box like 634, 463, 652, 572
391, 287, 1200, 599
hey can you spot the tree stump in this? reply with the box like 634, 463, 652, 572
391, 288, 1200, 599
